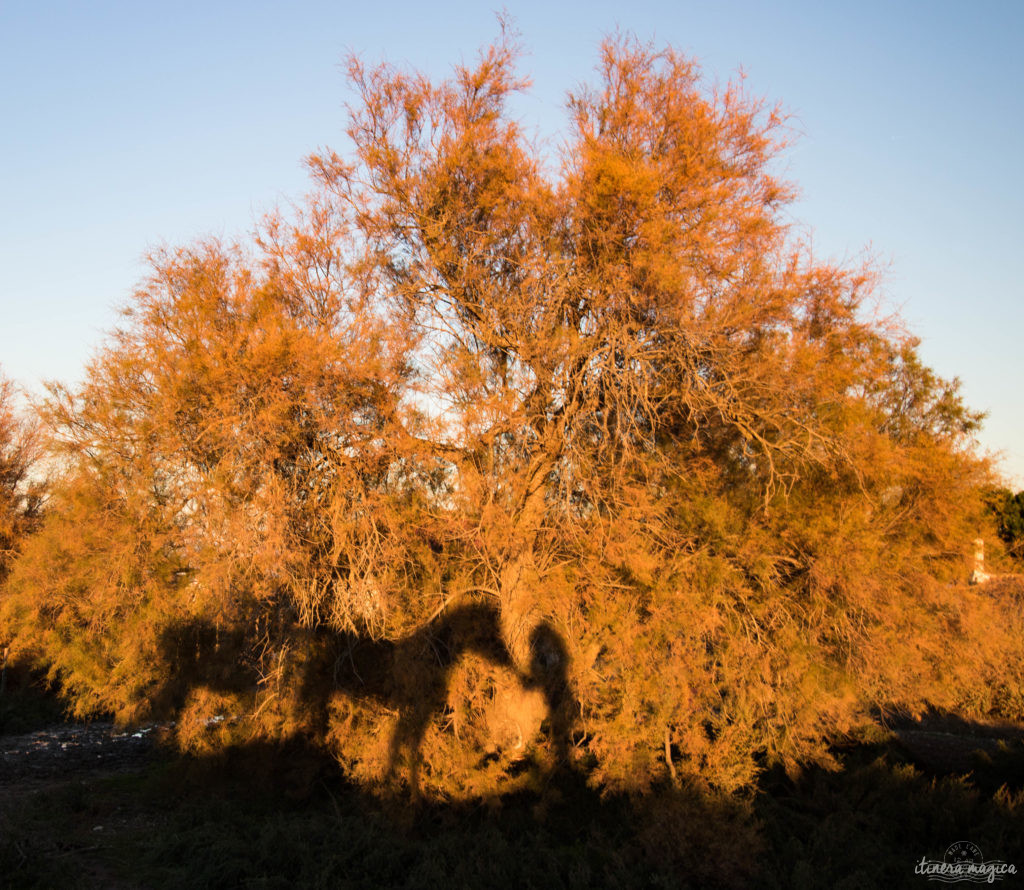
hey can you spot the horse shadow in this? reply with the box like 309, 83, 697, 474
156, 602, 576, 797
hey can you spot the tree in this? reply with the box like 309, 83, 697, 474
0, 371, 43, 582
4, 30, 1019, 796
0, 369, 45, 702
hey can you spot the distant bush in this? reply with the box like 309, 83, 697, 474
986, 488, 1024, 560
0, 369, 50, 730
0, 370, 43, 585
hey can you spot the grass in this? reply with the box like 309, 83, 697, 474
1, 675, 1022, 890
2, 730, 1022, 889
755, 739, 1024, 889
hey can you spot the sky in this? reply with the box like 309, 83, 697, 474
2, 0, 1022, 484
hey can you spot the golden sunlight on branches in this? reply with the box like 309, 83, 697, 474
1, 31, 1019, 801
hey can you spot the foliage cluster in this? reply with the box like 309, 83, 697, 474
986, 488, 1024, 560
1, 30, 1021, 798
0, 371, 50, 729
0, 372, 43, 584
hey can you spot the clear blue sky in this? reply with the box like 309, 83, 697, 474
2, 1, 1022, 483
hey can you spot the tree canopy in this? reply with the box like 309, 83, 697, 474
2, 31, 1019, 797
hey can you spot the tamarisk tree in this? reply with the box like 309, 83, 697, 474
4, 31, 1015, 796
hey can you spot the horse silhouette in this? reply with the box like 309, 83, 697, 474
157, 602, 571, 796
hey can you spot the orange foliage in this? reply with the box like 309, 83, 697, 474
2, 30, 1019, 797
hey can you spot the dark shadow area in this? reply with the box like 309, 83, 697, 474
3, 729, 1022, 889
0, 735, 760, 890
0, 656, 66, 736
755, 731, 1024, 889
878, 706, 1024, 779
5, 633, 1023, 888
154, 619, 258, 716
522, 621, 578, 767
300, 601, 517, 793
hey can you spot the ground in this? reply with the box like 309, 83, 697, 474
1, 713, 1022, 889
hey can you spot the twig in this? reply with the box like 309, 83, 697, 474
665, 725, 678, 783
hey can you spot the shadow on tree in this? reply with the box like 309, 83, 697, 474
154, 601, 579, 798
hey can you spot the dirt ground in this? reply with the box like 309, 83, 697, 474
1, 721, 161, 787
0, 722, 168, 888
4, 711, 1021, 792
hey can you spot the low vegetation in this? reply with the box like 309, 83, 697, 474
1, 731, 1022, 889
